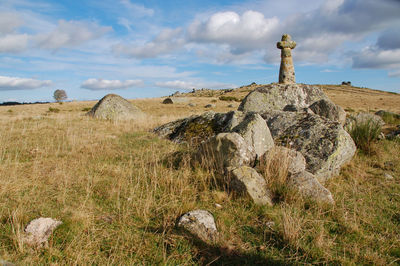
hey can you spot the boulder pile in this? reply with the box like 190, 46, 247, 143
155, 34, 356, 207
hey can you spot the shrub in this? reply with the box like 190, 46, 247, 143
348, 118, 381, 155
218, 96, 241, 102
380, 112, 400, 125
81, 107, 91, 112
48, 107, 60, 113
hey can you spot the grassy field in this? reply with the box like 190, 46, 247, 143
0, 85, 399, 264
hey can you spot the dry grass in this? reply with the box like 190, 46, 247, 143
0, 87, 399, 264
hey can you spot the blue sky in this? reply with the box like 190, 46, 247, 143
0, 0, 399, 102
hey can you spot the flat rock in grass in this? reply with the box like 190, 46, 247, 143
229, 166, 273, 206
238, 83, 329, 113
24, 217, 62, 248
309, 99, 346, 125
288, 171, 334, 205
86, 94, 145, 121
177, 210, 218, 242
196, 132, 256, 172
231, 112, 274, 159
262, 110, 356, 183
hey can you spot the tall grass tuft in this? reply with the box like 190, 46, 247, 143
348, 118, 381, 155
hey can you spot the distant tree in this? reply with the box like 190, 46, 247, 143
53, 89, 67, 102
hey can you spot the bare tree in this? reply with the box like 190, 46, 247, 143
53, 89, 67, 102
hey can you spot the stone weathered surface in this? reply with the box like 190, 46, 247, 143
229, 166, 273, 206
24, 217, 62, 248
347, 112, 385, 128
162, 98, 173, 104
309, 99, 346, 125
238, 83, 329, 113
87, 94, 145, 121
197, 133, 256, 172
262, 111, 356, 183
177, 210, 218, 242
205, 104, 216, 108
277, 34, 296, 84
231, 112, 274, 159
267, 146, 306, 175
288, 171, 334, 204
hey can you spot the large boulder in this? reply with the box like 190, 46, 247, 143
265, 146, 306, 175
262, 111, 356, 183
238, 83, 329, 113
231, 112, 274, 158
177, 210, 218, 242
196, 132, 256, 172
309, 99, 346, 125
86, 94, 145, 121
288, 171, 334, 204
229, 166, 273, 206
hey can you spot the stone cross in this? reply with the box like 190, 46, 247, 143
277, 34, 296, 84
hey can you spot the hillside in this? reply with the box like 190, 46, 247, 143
0, 84, 399, 265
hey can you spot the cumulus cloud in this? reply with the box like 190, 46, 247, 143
155, 80, 236, 90
188, 11, 279, 54
112, 28, 185, 58
81, 78, 144, 90
0, 76, 52, 90
35, 20, 112, 50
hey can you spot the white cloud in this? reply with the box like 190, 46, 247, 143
0, 75, 52, 90
0, 12, 23, 34
352, 47, 400, 69
113, 28, 185, 58
81, 78, 144, 90
0, 34, 29, 53
120, 0, 154, 17
188, 11, 279, 54
35, 20, 112, 50
155, 80, 236, 90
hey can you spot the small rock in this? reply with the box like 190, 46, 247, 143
188, 103, 197, 107
229, 166, 273, 206
205, 104, 216, 108
177, 210, 218, 242
228, 104, 235, 108
384, 173, 394, 180
308, 99, 346, 125
215, 203, 222, 209
231, 112, 274, 159
288, 171, 334, 205
197, 132, 256, 172
0, 260, 15, 266
24, 217, 62, 248
265, 221, 275, 230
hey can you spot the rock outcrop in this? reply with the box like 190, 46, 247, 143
238, 83, 329, 113
87, 94, 145, 121
177, 210, 218, 242
262, 110, 356, 183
